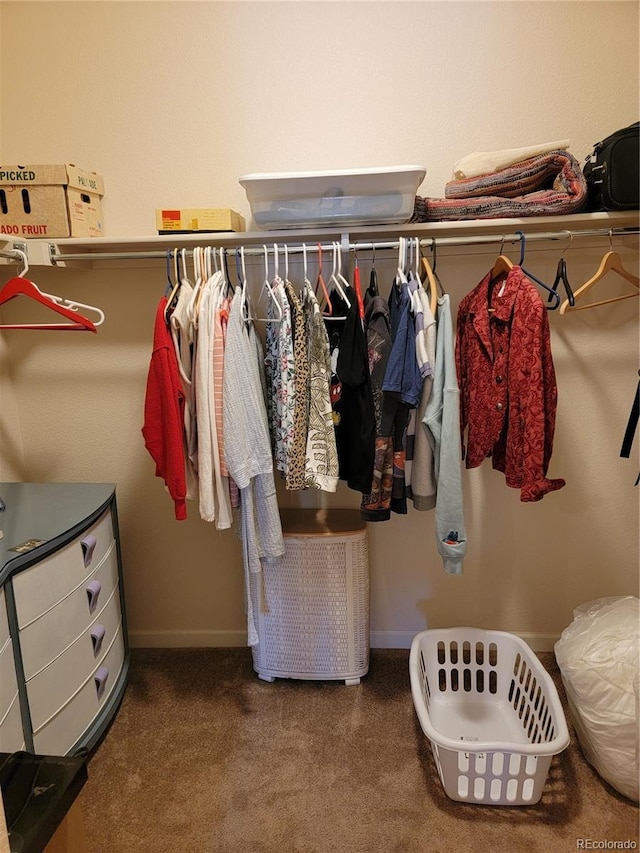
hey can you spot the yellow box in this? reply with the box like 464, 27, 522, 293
155, 207, 245, 234
0, 164, 104, 239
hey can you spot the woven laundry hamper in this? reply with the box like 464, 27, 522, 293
250, 509, 370, 685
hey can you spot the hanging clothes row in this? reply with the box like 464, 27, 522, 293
359, 237, 466, 575
140, 233, 638, 586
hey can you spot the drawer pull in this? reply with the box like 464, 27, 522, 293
86, 580, 102, 613
81, 534, 97, 567
90, 624, 106, 656
94, 666, 109, 700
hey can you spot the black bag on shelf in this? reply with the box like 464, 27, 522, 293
583, 122, 639, 211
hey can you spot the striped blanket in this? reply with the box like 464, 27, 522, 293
412, 150, 588, 221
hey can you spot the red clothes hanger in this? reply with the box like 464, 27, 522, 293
0, 251, 99, 331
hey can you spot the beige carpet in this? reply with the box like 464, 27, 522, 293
78, 648, 639, 853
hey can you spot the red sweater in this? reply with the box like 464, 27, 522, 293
142, 297, 187, 520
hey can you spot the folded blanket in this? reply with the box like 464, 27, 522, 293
453, 139, 570, 180
412, 150, 588, 222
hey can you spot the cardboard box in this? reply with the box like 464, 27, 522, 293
0, 164, 104, 238
156, 208, 245, 234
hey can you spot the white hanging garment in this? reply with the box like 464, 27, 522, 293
223, 289, 284, 645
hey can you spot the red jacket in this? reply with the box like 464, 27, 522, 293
455, 266, 565, 502
142, 297, 187, 520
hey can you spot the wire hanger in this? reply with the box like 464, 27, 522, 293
560, 230, 639, 314
549, 231, 575, 308
0, 249, 102, 331
516, 231, 561, 310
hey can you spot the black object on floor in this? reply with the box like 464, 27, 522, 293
1, 751, 88, 852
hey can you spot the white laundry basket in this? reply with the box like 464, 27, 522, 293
409, 628, 570, 806
250, 509, 369, 685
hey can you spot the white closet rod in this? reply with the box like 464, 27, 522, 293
0, 249, 23, 261
1, 226, 638, 266
47, 227, 638, 263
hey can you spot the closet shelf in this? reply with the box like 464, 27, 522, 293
1, 210, 638, 268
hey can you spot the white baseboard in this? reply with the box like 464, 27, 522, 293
371, 631, 559, 653
369, 631, 416, 650
130, 629, 559, 653
515, 633, 559, 653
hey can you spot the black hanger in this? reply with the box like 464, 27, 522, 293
235, 249, 244, 290
547, 232, 575, 307
516, 231, 561, 310
550, 258, 575, 307
223, 248, 234, 296
163, 249, 182, 324
367, 244, 378, 297
164, 249, 174, 297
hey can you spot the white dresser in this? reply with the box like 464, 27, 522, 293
0, 482, 129, 756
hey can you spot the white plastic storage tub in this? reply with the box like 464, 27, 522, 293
409, 628, 570, 806
239, 165, 426, 230
250, 509, 369, 685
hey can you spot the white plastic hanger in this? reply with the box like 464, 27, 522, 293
250, 244, 283, 323
412, 237, 422, 285
335, 241, 352, 304
409, 237, 425, 315
324, 242, 351, 321
213, 247, 227, 311
183, 248, 203, 327
301, 243, 311, 297
315, 242, 333, 315
396, 236, 409, 287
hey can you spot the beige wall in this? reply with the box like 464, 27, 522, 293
0, 1, 638, 650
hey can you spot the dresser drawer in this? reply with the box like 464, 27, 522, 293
0, 636, 18, 720
26, 585, 122, 732
0, 692, 25, 753
19, 541, 119, 680
0, 587, 9, 648
13, 507, 114, 628
32, 625, 125, 756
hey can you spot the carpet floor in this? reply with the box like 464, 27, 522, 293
78, 648, 639, 853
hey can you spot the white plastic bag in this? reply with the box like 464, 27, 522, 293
555, 596, 639, 802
